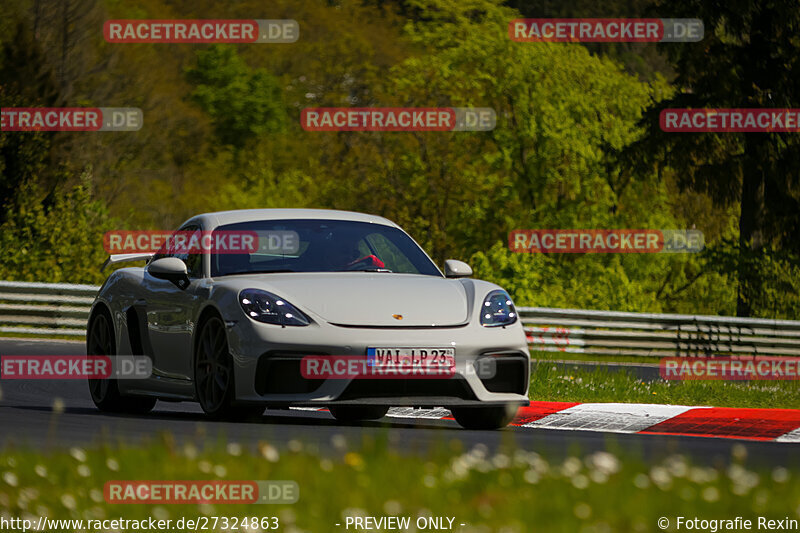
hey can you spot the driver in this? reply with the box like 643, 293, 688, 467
328, 244, 364, 270
317, 235, 384, 271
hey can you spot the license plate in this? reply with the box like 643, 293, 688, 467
366, 347, 455, 372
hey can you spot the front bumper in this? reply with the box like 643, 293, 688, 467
226, 317, 531, 408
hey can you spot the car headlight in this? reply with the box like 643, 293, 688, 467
480, 290, 517, 327
239, 289, 310, 326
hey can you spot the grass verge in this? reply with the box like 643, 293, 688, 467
1, 437, 798, 532
0, 332, 85, 342
529, 362, 800, 409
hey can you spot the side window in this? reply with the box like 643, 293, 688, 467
173, 226, 203, 278
151, 224, 203, 278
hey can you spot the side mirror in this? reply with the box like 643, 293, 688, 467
148, 257, 190, 288
444, 259, 473, 279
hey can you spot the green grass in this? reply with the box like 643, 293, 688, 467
0, 437, 798, 532
529, 362, 800, 409
0, 332, 85, 341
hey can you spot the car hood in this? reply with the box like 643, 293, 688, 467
215, 273, 471, 327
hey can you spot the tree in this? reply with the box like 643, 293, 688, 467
624, 0, 800, 317
186, 45, 287, 149
327, 1, 658, 254
0, 170, 117, 284
0, 18, 60, 223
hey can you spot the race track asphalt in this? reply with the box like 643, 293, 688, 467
1, 338, 797, 467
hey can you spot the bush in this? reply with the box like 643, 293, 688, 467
0, 171, 117, 284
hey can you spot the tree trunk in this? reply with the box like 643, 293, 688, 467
736, 134, 766, 317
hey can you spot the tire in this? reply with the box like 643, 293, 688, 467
451, 404, 518, 430
194, 315, 264, 421
329, 405, 389, 422
86, 307, 156, 414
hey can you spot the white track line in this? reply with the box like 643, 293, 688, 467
386, 407, 452, 419
522, 403, 705, 434
290, 406, 454, 419
775, 427, 800, 443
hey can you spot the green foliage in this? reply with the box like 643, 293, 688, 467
0, 91, 52, 222
186, 45, 287, 148
505, 0, 673, 81
747, 254, 800, 319
470, 242, 661, 311
471, 240, 739, 315
0, 0, 792, 319
705, 239, 800, 319
0, 17, 60, 220
324, 0, 666, 259
0, 172, 116, 284
626, 0, 800, 316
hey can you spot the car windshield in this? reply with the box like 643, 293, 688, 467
210, 219, 442, 277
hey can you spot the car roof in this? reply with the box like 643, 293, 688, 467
182, 208, 400, 231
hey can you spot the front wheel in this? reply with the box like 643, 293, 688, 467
86, 308, 156, 414
329, 405, 389, 422
451, 404, 518, 430
194, 316, 264, 421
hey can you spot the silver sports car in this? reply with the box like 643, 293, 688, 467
87, 209, 530, 429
